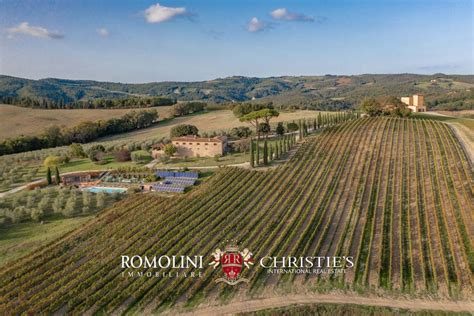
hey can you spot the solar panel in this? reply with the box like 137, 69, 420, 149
152, 170, 198, 193
155, 171, 198, 179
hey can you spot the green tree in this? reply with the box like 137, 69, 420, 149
232, 102, 273, 118
258, 123, 271, 136
230, 126, 253, 138
299, 120, 303, 139
42, 125, 63, 147
276, 122, 285, 136
263, 140, 268, 165
52, 194, 63, 213
55, 167, 61, 185
96, 192, 105, 209
30, 208, 44, 222
69, 143, 86, 158
63, 192, 77, 217
287, 122, 299, 132
249, 138, 254, 168
239, 108, 279, 166
46, 167, 52, 185
82, 190, 90, 206
44, 156, 62, 168
163, 144, 177, 157
38, 195, 50, 213
170, 124, 199, 138
361, 98, 383, 116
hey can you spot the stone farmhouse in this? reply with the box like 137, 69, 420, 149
171, 135, 227, 157
401, 94, 426, 112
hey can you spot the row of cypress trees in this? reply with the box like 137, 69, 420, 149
46, 166, 61, 185
249, 134, 296, 167
250, 111, 358, 168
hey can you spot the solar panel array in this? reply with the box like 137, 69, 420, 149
153, 170, 199, 193
152, 184, 185, 193
155, 171, 199, 179
163, 177, 196, 186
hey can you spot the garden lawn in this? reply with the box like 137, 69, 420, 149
45, 156, 143, 174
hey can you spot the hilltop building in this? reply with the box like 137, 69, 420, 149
400, 94, 426, 112
171, 135, 227, 157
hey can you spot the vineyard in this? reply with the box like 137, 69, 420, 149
0, 117, 472, 314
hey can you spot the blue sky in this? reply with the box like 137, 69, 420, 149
0, 0, 472, 83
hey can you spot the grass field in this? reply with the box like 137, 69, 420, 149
98, 109, 323, 143
0, 104, 172, 140
0, 117, 472, 314
0, 215, 93, 267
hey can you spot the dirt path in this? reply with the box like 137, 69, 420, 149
449, 122, 474, 166
178, 293, 474, 315
0, 183, 28, 198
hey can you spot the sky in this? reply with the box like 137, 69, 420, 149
0, 0, 472, 83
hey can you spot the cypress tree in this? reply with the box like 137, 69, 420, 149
55, 166, 61, 185
46, 167, 52, 185
249, 138, 254, 168
269, 145, 273, 162
275, 141, 279, 159
256, 139, 260, 166
298, 120, 303, 140
263, 140, 268, 165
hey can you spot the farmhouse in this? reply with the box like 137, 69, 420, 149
400, 94, 426, 112
61, 171, 103, 186
171, 135, 227, 157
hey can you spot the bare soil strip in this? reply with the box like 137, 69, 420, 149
179, 293, 474, 315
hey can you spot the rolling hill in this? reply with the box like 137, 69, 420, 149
1, 117, 472, 314
1, 74, 473, 110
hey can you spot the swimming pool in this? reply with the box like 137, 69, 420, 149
85, 186, 128, 194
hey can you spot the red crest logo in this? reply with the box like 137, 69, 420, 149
210, 242, 253, 285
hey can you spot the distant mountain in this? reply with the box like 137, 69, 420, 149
0, 74, 473, 110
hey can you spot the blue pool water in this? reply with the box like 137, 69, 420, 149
85, 186, 127, 194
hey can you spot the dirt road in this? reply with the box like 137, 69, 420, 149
178, 294, 474, 315
449, 122, 474, 165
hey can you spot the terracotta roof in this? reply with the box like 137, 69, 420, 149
171, 135, 225, 143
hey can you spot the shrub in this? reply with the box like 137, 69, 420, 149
287, 122, 299, 132
131, 150, 152, 163
114, 149, 131, 162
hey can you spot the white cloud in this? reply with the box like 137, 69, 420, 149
247, 17, 268, 32
270, 8, 314, 22
97, 28, 109, 37
144, 3, 187, 23
6, 22, 64, 39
